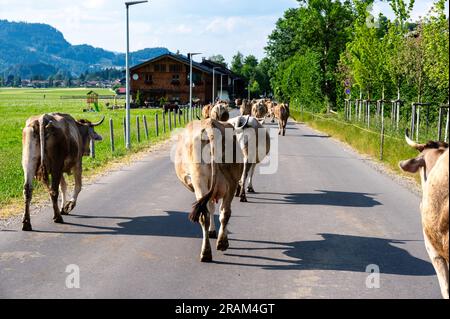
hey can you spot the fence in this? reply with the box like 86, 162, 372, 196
89, 105, 202, 159
312, 98, 450, 160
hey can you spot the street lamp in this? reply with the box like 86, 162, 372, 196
212, 66, 220, 103
125, 0, 148, 150
188, 52, 201, 120
220, 74, 223, 100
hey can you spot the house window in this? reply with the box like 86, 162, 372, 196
154, 64, 166, 72
145, 74, 153, 84
171, 74, 180, 85
169, 64, 182, 73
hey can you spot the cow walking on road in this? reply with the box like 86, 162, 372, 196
399, 131, 449, 299
228, 116, 271, 202
174, 119, 244, 262
274, 103, 289, 136
21, 113, 104, 231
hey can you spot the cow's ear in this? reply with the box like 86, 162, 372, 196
89, 129, 103, 141
399, 157, 425, 173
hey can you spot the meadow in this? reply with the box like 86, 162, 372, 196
0, 87, 188, 216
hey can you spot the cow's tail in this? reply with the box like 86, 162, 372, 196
189, 122, 218, 223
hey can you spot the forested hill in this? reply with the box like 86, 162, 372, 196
0, 20, 169, 78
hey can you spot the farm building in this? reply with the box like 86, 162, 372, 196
129, 52, 245, 105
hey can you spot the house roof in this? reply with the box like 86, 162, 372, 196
130, 52, 226, 75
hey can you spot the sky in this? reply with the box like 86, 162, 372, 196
0, 0, 444, 64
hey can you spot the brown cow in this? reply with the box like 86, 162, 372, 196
228, 115, 271, 202
399, 131, 449, 299
251, 99, 268, 122
174, 119, 244, 262
210, 102, 230, 122
240, 99, 252, 116
21, 113, 104, 231
274, 103, 290, 136
202, 104, 213, 119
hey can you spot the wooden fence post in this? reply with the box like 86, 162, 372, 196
380, 103, 385, 160
123, 116, 126, 147
90, 140, 95, 159
109, 118, 115, 153
156, 113, 159, 137
136, 116, 141, 143
163, 111, 166, 133
143, 115, 149, 140
168, 110, 172, 131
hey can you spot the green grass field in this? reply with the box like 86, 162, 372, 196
290, 109, 420, 179
0, 88, 189, 214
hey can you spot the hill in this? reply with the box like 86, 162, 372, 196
0, 20, 169, 78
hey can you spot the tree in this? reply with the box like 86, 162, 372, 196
231, 52, 244, 76
423, 0, 449, 101
208, 54, 227, 68
266, 0, 355, 111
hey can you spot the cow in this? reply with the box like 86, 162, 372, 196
240, 99, 252, 116
228, 115, 271, 202
202, 104, 213, 119
273, 103, 290, 136
266, 100, 277, 123
210, 102, 230, 122
21, 113, 104, 231
174, 119, 244, 262
251, 99, 268, 123
399, 131, 449, 299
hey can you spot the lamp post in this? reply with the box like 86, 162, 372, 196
125, 0, 148, 150
188, 52, 201, 120
212, 66, 220, 103
220, 74, 223, 100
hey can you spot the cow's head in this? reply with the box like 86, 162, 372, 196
399, 129, 448, 187
76, 116, 105, 155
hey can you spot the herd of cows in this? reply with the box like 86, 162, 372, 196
19, 98, 449, 298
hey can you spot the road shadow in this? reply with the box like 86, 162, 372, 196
247, 190, 382, 208
215, 233, 434, 276
34, 211, 218, 239
300, 134, 330, 138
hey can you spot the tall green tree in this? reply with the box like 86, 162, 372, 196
266, 0, 355, 111
423, 0, 449, 101
208, 54, 228, 68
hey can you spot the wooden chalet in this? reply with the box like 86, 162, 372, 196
130, 52, 245, 105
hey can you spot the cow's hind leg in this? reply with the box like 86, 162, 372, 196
208, 200, 217, 238
424, 231, 449, 299
283, 120, 287, 136
246, 164, 256, 193
217, 191, 234, 251
59, 175, 70, 215
22, 182, 33, 231
239, 161, 251, 202
193, 187, 212, 262
62, 164, 82, 214
50, 170, 64, 224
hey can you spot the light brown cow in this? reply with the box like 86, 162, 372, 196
399, 132, 449, 299
210, 102, 230, 122
174, 119, 244, 262
274, 103, 290, 136
202, 104, 213, 119
21, 113, 104, 231
240, 99, 252, 116
251, 99, 268, 122
228, 116, 271, 202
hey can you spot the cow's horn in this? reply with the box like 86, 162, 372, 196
405, 129, 424, 151
91, 116, 105, 127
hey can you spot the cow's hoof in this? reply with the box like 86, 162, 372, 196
240, 194, 248, 202
62, 201, 76, 215
247, 186, 255, 193
208, 230, 217, 239
22, 223, 32, 231
200, 252, 213, 263
217, 239, 229, 251
53, 216, 64, 224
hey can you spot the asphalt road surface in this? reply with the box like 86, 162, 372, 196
0, 114, 440, 299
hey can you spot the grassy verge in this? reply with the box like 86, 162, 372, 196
290, 109, 419, 181
0, 88, 191, 219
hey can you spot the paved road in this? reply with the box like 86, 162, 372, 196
0, 115, 440, 299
